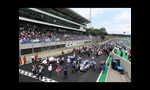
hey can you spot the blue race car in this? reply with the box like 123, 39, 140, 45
80, 60, 92, 72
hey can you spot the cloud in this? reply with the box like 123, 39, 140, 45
107, 24, 131, 34
113, 10, 131, 23
97, 9, 131, 34
71, 8, 131, 35
71, 8, 123, 20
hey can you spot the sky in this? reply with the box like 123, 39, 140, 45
70, 8, 131, 35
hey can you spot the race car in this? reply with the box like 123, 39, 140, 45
98, 50, 103, 56
42, 56, 60, 65
80, 60, 92, 72
100, 60, 105, 66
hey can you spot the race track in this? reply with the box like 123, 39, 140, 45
19, 50, 109, 82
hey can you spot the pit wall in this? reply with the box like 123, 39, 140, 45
105, 49, 131, 81
20, 40, 91, 49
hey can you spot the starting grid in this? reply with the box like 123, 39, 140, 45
19, 50, 73, 82
19, 69, 58, 82
19, 39, 112, 82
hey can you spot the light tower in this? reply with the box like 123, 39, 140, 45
89, 8, 92, 45
89, 8, 92, 29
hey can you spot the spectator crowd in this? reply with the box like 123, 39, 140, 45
19, 22, 90, 43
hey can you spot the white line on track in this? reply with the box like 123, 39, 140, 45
19, 69, 58, 82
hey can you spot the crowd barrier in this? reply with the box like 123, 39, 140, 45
22, 40, 31, 43
20, 39, 56, 43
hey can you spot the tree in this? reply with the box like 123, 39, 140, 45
100, 27, 107, 35
86, 27, 108, 36
101, 35, 105, 41
86, 28, 91, 35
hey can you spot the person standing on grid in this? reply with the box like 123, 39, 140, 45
48, 64, 52, 78
62, 51, 64, 63
36, 65, 43, 80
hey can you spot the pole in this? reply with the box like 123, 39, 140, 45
19, 39, 21, 57
89, 8, 92, 28
65, 40, 67, 49
72, 39, 73, 49
55, 40, 57, 50
49, 40, 51, 52
41, 42, 43, 53
90, 36, 92, 46
32, 39, 34, 55
60, 40, 62, 51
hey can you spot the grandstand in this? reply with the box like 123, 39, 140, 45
19, 8, 91, 55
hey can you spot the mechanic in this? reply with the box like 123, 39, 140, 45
114, 48, 117, 53
23, 56, 26, 64
96, 51, 98, 58
92, 61, 96, 71
61, 51, 64, 63
61, 56, 64, 63
70, 55, 74, 63
36, 65, 43, 80
103, 65, 106, 71
19, 57, 22, 65
125, 49, 128, 56
56, 65, 61, 76
46, 56, 50, 66
77, 63, 80, 75
72, 62, 76, 73
56, 59, 60, 67
62, 51, 64, 57
79, 48, 81, 55
48, 64, 52, 78
91, 56, 94, 61
38, 57, 42, 65
73, 53, 75, 62
63, 67, 68, 80
35, 55, 38, 62
60, 60, 63, 70
31, 55, 35, 63
120, 51, 123, 57
32, 64, 36, 76
67, 56, 71, 67
77, 56, 81, 64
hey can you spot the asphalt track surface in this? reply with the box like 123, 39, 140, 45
19, 50, 109, 82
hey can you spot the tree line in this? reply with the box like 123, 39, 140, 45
86, 27, 131, 38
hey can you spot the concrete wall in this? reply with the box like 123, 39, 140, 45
65, 40, 88, 47
20, 40, 91, 50
111, 51, 131, 79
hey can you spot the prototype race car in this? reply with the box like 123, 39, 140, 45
98, 50, 103, 56
80, 60, 92, 72
42, 56, 60, 65
100, 60, 105, 66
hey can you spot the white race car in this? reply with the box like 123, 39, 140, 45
98, 51, 103, 55
42, 57, 60, 65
